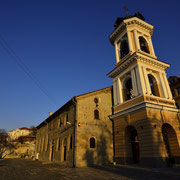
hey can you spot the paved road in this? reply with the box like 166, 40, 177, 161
0, 159, 180, 180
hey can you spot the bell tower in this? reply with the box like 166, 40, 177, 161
108, 12, 180, 167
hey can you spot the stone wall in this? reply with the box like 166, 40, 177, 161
36, 87, 113, 167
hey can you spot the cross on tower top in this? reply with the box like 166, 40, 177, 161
124, 6, 129, 16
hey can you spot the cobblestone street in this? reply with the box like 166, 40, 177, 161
0, 159, 180, 180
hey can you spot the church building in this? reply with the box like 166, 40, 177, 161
36, 87, 113, 167
108, 12, 180, 167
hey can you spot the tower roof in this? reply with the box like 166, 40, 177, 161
109, 12, 153, 45
114, 12, 145, 29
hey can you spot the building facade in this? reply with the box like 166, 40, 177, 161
168, 76, 180, 109
7, 127, 36, 158
108, 12, 180, 167
8, 127, 34, 141
36, 87, 113, 167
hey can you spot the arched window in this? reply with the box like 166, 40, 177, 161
43, 137, 46, 151
58, 138, 60, 151
139, 36, 149, 53
120, 39, 129, 59
124, 78, 134, 101
148, 74, 160, 97
94, 109, 99, 119
90, 137, 95, 148
58, 118, 62, 128
66, 114, 68, 123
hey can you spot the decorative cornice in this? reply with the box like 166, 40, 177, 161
136, 52, 170, 69
109, 100, 179, 120
109, 17, 154, 45
125, 18, 153, 35
109, 23, 126, 45
107, 54, 136, 78
107, 52, 170, 78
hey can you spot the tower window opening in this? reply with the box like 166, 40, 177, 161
120, 39, 129, 59
90, 137, 95, 148
148, 74, 160, 97
139, 36, 149, 53
124, 78, 134, 101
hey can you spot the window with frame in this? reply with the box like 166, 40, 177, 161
94, 109, 99, 119
90, 137, 95, 148
58, 138, 61, 151
66, 114, 68, 123
43, 137, 46, 151
58, 118, 62, 128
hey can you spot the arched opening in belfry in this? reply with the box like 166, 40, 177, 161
148, 74, 160, 97
162, 123, 180, 164
120, 39, 129, 59
139, 36, 149, 53
124, 78, 134, 101
125, 126, 140, 164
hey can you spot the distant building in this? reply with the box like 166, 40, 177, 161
36, 87, 113, 167
8, 127, 34, 141
168, 76, 180, 109
7, 127, 36, 159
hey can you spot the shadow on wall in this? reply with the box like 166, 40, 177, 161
84, 133, 110, 166
139, 112, 180, 167
97, 135, 109, 165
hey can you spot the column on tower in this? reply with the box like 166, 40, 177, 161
115, 43, 120, 63
159, 72, 168, 98
127, 31, 133, 52
131, 68, 138, 97
116, 79, 120, 104
113, 79, 117, 105
135, 65, 143, 95
133, 29, 140, 51
117, 77, 123, 104
139, 65, 151, 95
147, 36, 155, 56
162, 72, 173, 99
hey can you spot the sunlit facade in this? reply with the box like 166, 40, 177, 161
108, 12, 180, 167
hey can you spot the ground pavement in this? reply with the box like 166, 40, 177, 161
0, 158, 180, 180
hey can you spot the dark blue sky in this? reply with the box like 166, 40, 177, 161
0, 0, 180, 131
